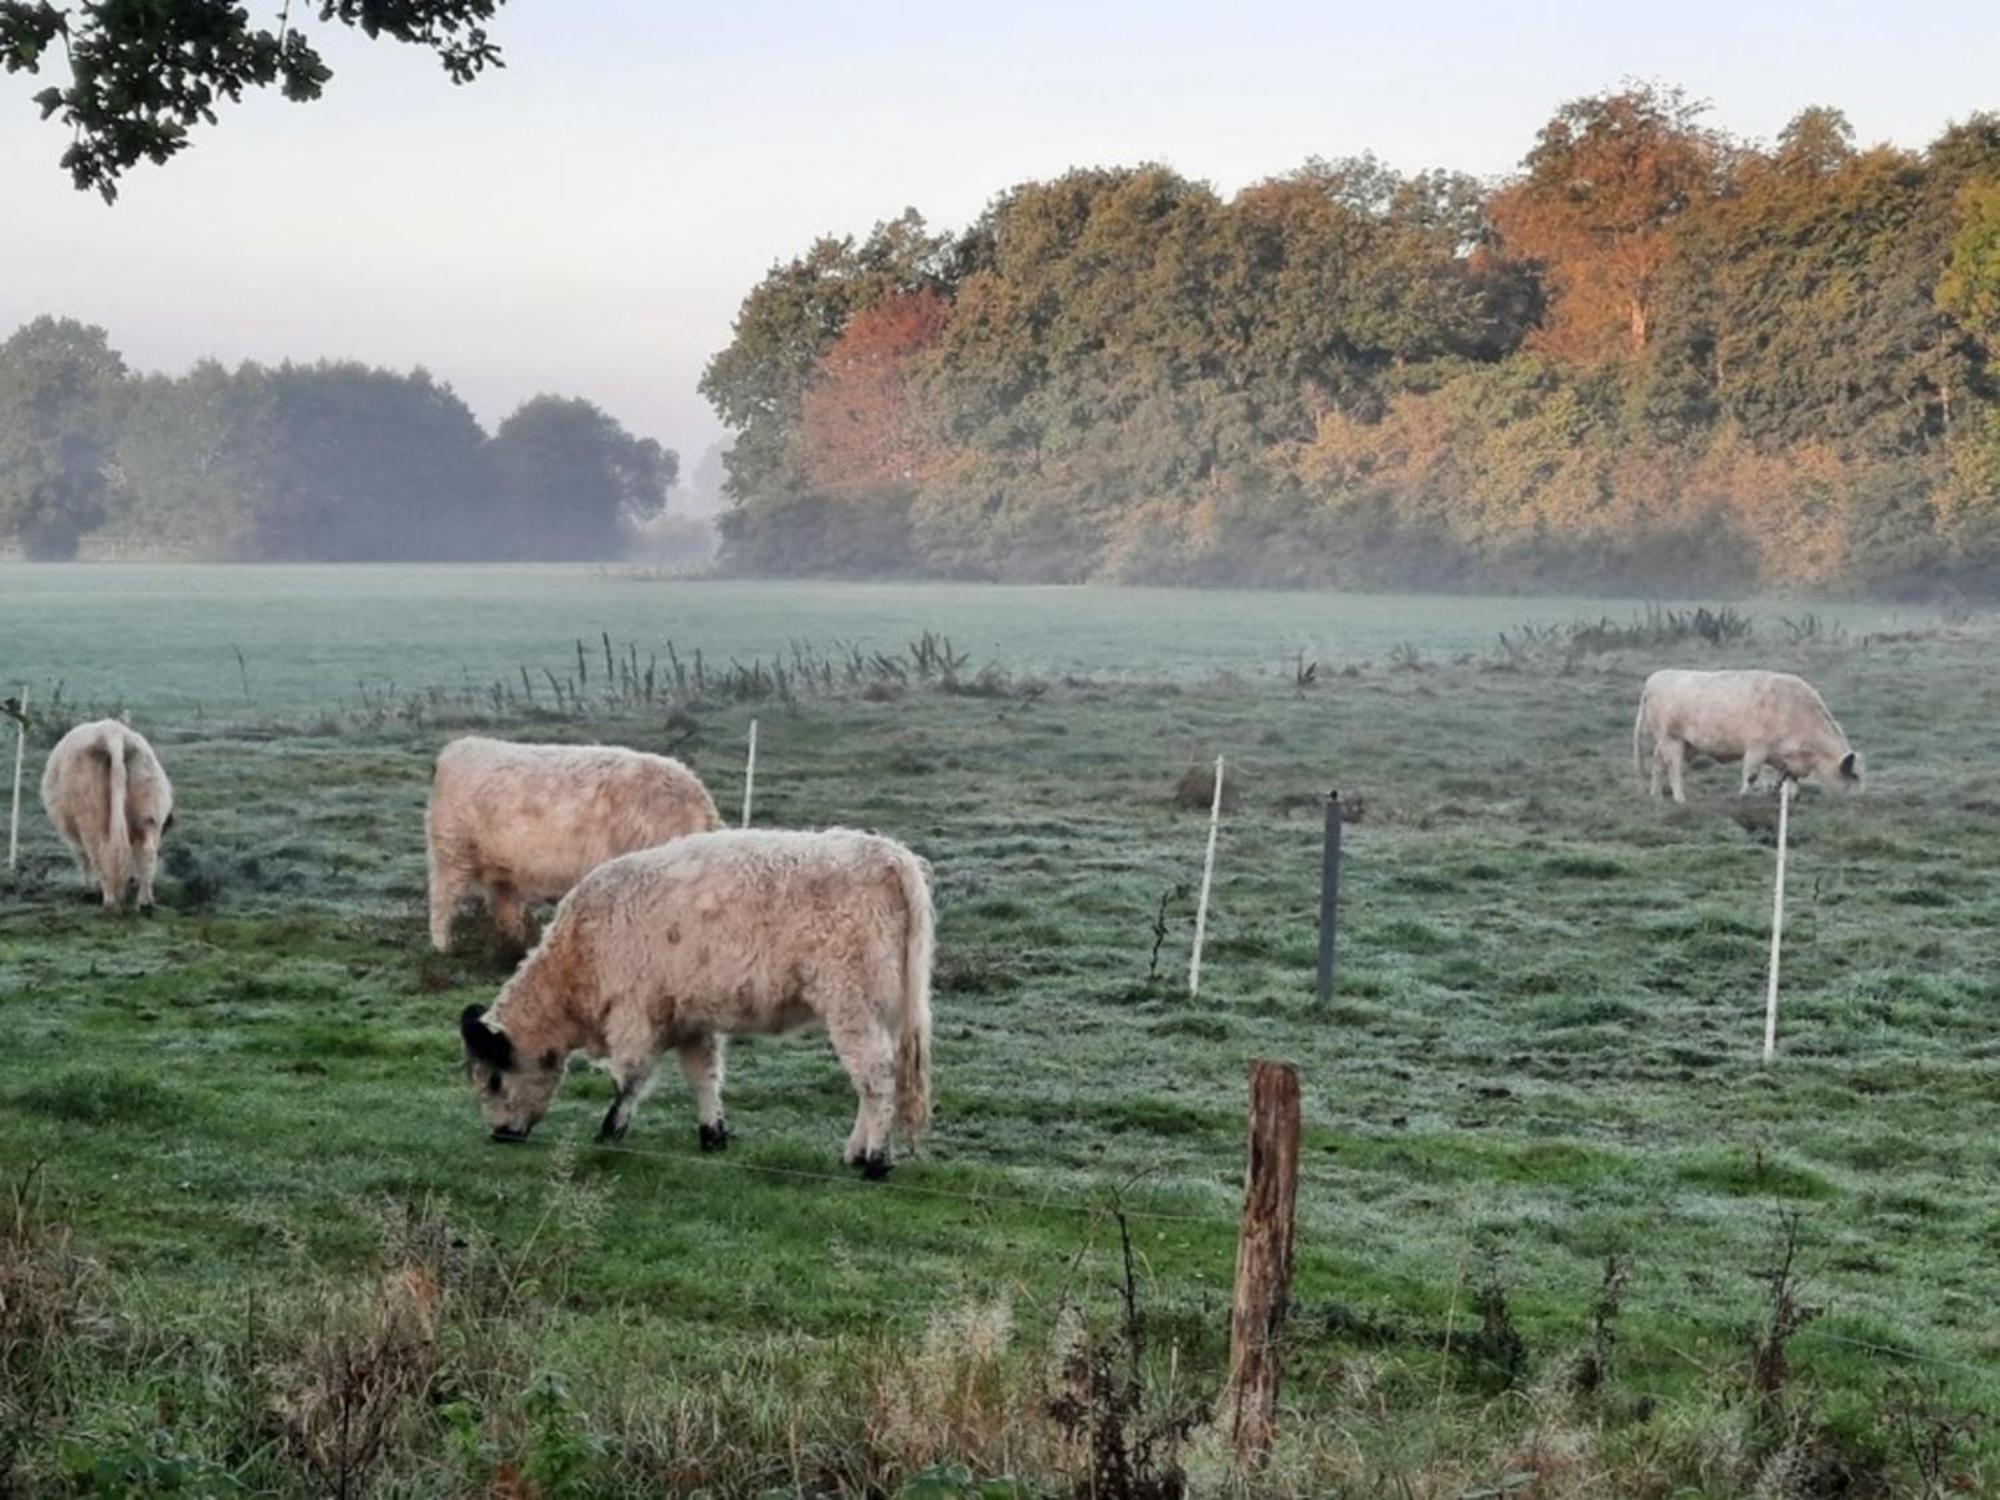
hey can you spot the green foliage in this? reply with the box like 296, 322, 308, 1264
1938, 178, 2000, 363
56, 1436, 246, 1496
705, 90, 2000, 594
0, 329, 681, 561
896, 1465, 1037, 1500
0, 0, 505, 201
491, 395, 678, 561
699, 209, 960, 512
0, 316, 125, 559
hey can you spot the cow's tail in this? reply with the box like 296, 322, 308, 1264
892, 847, 935, 1147
101, 727, 131, 898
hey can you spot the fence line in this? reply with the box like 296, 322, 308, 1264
583, 1134, 1234, 1227
573, 1137, 1989, 1379
1799, 1328, 1994, 1380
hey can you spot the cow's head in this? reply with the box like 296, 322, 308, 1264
459, 1005, 566, 1142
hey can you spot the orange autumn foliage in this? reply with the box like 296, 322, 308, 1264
799, 289, 951, 497
1488, 86, 1723, 364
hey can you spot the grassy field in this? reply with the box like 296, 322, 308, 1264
0, 570, 1995, 1497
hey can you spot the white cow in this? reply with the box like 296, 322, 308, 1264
425, 736, 721, 950
41, 719, 175, 912
1634, 669, 1862, 803
457, 828, 934, 1178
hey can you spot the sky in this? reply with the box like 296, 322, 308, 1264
4, 1, 1998, 476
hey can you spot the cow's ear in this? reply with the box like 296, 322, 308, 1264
1839, 750, 1861, 781
459, 1005, 515, 1070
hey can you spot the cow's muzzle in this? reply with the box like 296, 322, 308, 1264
489, 1124, 532, 1144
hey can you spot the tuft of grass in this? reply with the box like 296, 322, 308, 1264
13, 1068, 184, 1127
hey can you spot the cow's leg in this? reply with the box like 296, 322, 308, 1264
426, 843, 470, 951
93, 836, 124, 910
488, 884, 529, 948
1648, 745, 1664, 799
1739, 749, 1765, 796
1664, 739, 1689, 805
677, 1033, 730, 1151
596, 1054, 659, 1144
66, 832, 95, 894
829, 1014, 898, 1179
133, 832, 160, 914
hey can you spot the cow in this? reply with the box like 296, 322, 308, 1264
1634, 669, 1862, 803
425, 736, 721, 951
456, 827, 934, 1179
40, 719, 176, 912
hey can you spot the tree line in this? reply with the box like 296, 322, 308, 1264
0, 317, 678, 561
702, 86, 2000, 594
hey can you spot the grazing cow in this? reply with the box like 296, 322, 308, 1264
40, 719, 175, 912
1634, 669, 1862, 803
456, 828, 934, 1179
425, 736, 721, 950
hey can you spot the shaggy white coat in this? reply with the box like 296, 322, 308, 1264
459, 827, 934, 1173
425, 736, 720, 949
1634, 669, 1861, 802
41, 719, 175, 911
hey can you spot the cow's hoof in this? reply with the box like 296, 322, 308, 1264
595, 1117, 628, 1145
698, 1120, 730, 1153
138, 903, 155, 918
858, 1151, 891, 1181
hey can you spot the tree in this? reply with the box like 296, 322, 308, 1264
252, 361, 496, 559
1774, 106, 1856, 180
1488, 85, 1724, 361
798, 288, 951, 496
489, 396, 677, 561
0, 316, 126, 559
1938, 179, 2000, 365
116, 360, 276, 556
699, 210, 958, 507
0, 0, 505, 201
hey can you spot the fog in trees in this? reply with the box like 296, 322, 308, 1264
0, 332, 683, 563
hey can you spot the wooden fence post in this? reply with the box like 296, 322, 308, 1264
741, 718, 758, 829
1226, 1058, 1301, 1468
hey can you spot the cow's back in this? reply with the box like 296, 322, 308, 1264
1643, 669, 1834, 758
549, 829, 919, 1023
429, 737, 719, 900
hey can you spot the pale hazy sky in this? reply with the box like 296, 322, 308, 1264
5, 2, 1997, 471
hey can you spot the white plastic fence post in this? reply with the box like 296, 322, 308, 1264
7, 688, 25, 872
1763, 777, 1793, 1065
1190, 755, 1225, 997
741, 718, 758, 829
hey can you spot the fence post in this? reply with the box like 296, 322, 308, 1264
1226, 1059, 1300, 1470
1188, 756, 1225, 998
1763, 776, 1794, 1065
741, 718, 758, 829
1314, 790, 1343, 1012
6, 688, 25, 872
